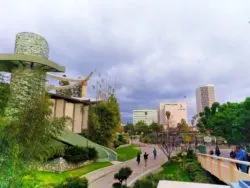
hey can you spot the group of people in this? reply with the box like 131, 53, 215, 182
209, 145, 221, 156
136, 147, 157, 167
230, 146, 250, 173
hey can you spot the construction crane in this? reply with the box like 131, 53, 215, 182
46, 71, 94, 98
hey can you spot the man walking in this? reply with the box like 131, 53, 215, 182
143, 152, 149, 167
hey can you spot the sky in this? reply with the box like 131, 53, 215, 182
1, 0, 250, 123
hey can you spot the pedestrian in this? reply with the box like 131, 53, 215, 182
143, 152, 149, 167
235, 146, 248, 173
136, 152, 141, 166
230, 148, 236, 159
215, 145, 221, 156
153, 148, 157, 160
209, 150, 214, 155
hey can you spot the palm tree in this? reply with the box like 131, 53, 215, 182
165, 111, 171, 131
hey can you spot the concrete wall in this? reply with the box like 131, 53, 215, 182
55, 99, 65, 118
65, 102, 74, 131
159, 102, 188, 128
73, 104, 83, 133
50, 98, 89, 133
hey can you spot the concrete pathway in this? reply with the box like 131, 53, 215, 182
87, 144, 167, 188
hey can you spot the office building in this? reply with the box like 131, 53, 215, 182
196, 84, 215, 114
133, 109, 158, 125
158, 102, 188, 128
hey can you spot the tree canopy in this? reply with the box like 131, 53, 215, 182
197, 99, 250, 145
88, 94, 121, 147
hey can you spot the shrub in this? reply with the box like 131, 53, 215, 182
186, 148, 196, 159
112, 182, 127, 188
140, 136, 151, 143
87, 147, 98, 160
198, 145, 206, 154
54, 177, 88, 188
64, 146, 97, 163
114, 167, 132, 185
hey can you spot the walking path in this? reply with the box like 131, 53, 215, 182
86, 144, 167, 188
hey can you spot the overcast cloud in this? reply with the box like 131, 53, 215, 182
1, 0, 250, 123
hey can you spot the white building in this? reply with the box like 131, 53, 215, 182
158, 102, 188, 129
196, 84, 215, 114
133, 109, 158, 125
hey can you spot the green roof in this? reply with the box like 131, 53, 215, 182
0, 54, 65, 72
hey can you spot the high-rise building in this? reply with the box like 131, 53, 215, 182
133, 109, 158, 125
158, 102, 188, 128
196, 84, 215, 114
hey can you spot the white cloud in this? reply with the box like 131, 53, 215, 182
1, 0, 250, 122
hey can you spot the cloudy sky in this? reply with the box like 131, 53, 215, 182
1, 0, 250, 123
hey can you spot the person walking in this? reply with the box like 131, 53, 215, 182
153, 148, 157, 160
136, 152, 141, 166
235, 146, 248, 173
215, 145, 221, 156
143, 152, 149, 167
209, 150, 214, 155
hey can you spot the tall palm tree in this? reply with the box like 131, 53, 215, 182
165, 111, 171, 131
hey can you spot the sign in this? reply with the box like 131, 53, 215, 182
204, 136, 212, 143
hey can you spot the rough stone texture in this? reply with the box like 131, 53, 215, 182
5, 68, 46, 120
15, 32, 49, 59
38, 157, 93, 173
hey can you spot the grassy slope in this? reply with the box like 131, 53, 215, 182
33, 162, 112, 185
115, 144, 141, 161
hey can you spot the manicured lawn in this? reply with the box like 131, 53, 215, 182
159, 161, 191, 181
32, 162, 112, 185
115, 144, 141, 161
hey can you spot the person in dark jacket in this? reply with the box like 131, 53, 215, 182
143, 152, 149, 167
215, 145, 221, 156
136, 152, 141, 166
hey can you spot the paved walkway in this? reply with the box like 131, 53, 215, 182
87, 144, 167, 188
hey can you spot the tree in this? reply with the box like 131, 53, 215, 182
165, 111, 171, 131
177, 119, 190, 133
124, 123, 135, 135
113, 167, 132, 187
134, 121, 150, 135
149, 122, 163, 133
88, 95, 121, 146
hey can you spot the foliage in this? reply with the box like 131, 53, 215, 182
124, 123, 135, 135
149, 122, 163, 134
115, 144, 141, 161
196, 99, 250, 145
113, 182, 128, 188
64, 146, 97, 163
114, 167, 132, 186
198, 145, 207, 154
114, 134, 129, 148
177, 119, 190, 133
25, 162, 112, 186
54, 177, 88, 188
56, 75, 73, 97
134, 121, 150, 135
133, 152, 223, 188
88, 94, 121, 146
0, 73, 10, 116
0, 69, 67, 186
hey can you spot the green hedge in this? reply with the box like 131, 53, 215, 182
64, 146, 97, 164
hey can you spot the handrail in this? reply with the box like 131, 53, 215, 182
198, 153, 250, 166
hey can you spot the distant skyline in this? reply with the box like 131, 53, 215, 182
1, 0, 250, 123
